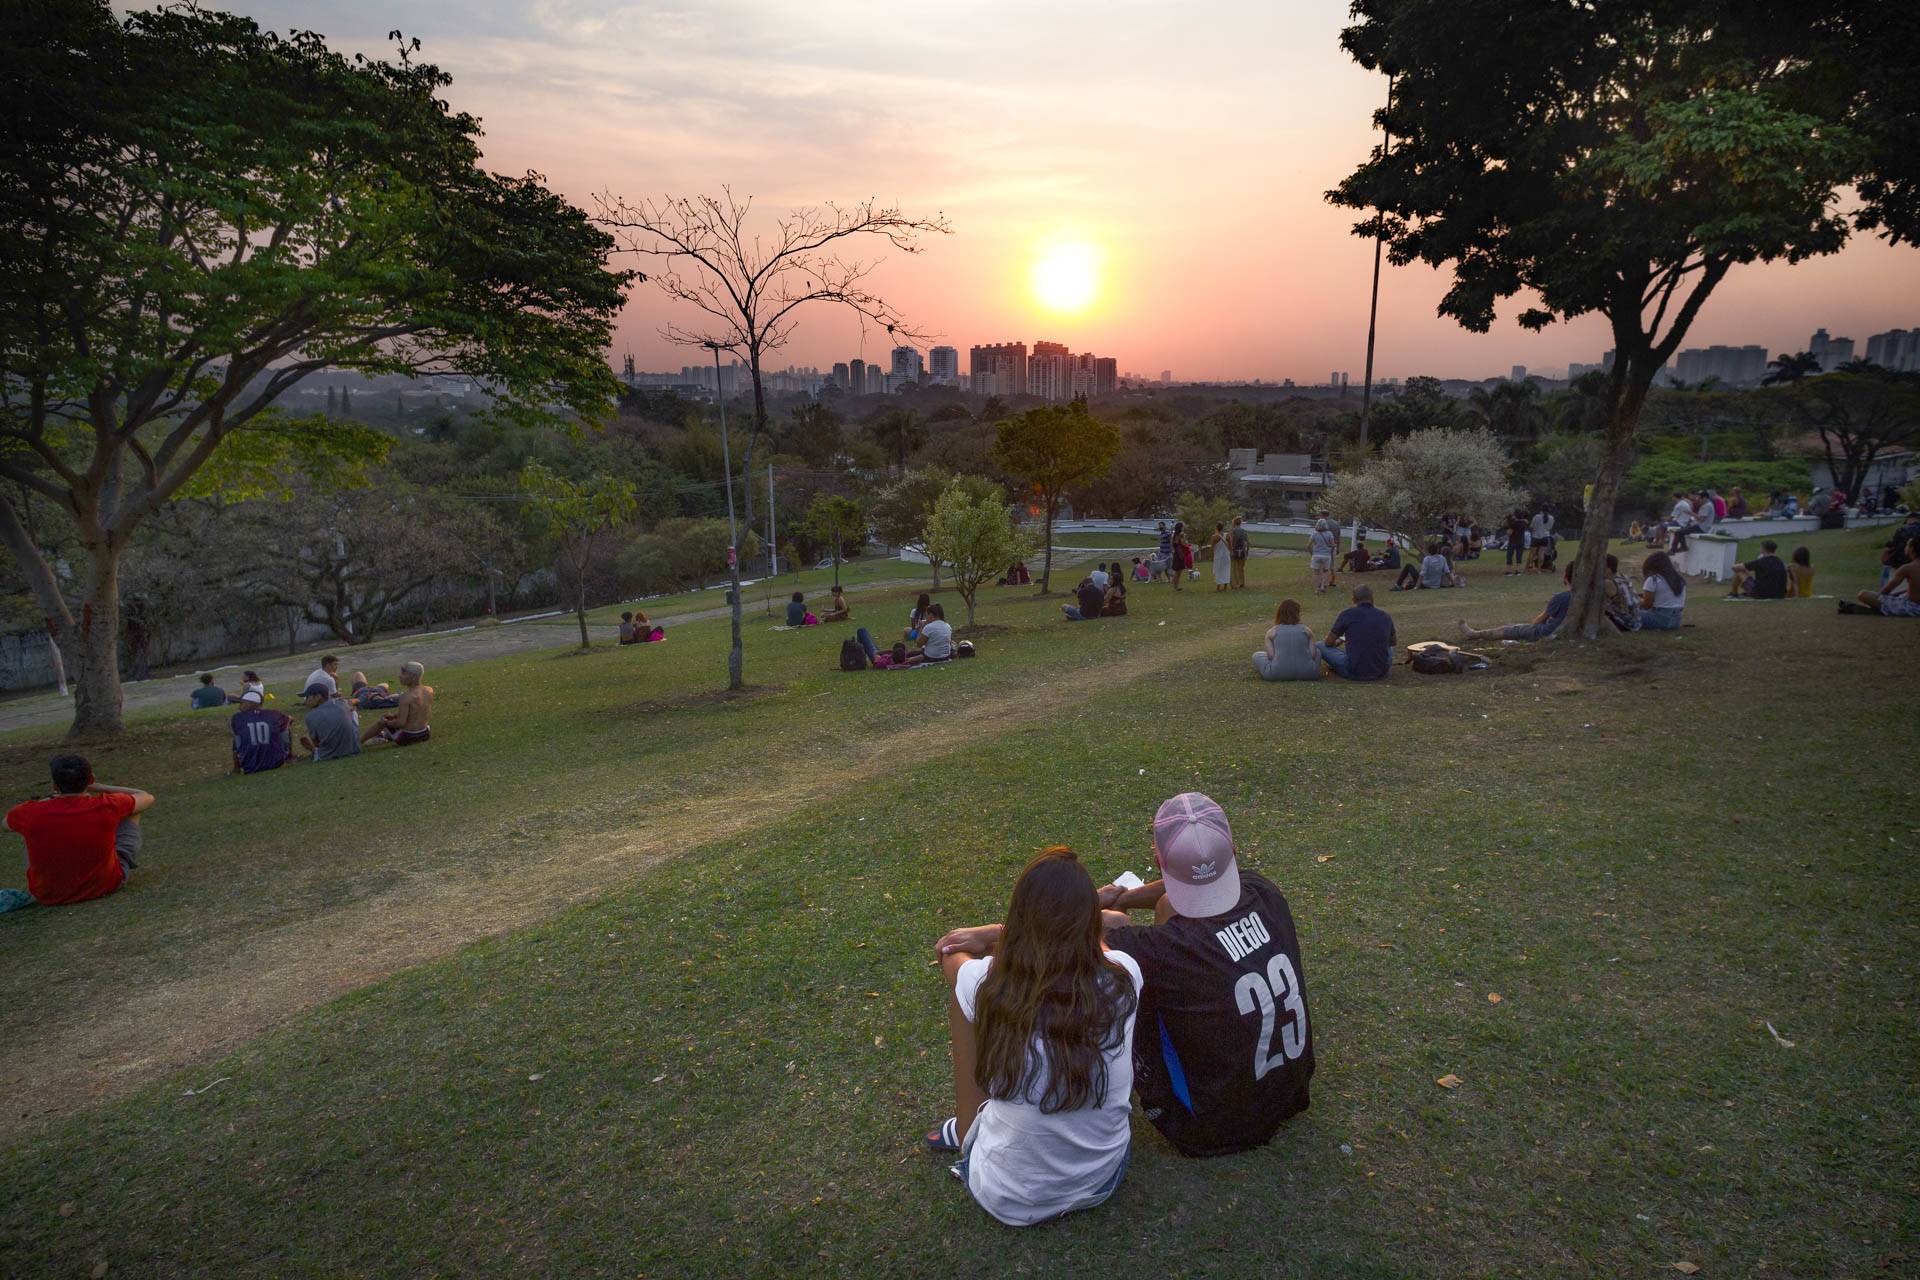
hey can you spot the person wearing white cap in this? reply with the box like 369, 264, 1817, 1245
938, 792, 1315, 1158
228, 689, 293, 775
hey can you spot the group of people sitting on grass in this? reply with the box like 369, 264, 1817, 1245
1339, 535, 1400, 576
926, 792, 1313, 1226
618, 611, 665, 644
843, 596, 958, 669
1062, 563, 1131, 620
227, 656, 433, 776
1391, 540, 1470, 592
1251, 585, 1398, 681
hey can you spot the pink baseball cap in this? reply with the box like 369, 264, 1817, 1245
1153, 792, 1241, 919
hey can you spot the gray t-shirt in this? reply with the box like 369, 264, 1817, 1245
305, 698, 361, 762
1420, 554, 1450, 588
920, 619, 953, 660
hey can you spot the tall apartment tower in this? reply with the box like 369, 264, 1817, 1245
831, 362, 850, 390
1808, 328, 1855, 371
1866, 328, 1918, 372
1093, 357, 1117, 396
849, 358, 866, 395
928, 346, 960, 386
890, 346, 924, 381
969, 342, 1028, 398
1028, 341, 1074, 401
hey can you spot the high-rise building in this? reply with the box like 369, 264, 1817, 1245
1160, 370, 1171, 385
928, 346, 959, 386
849, 358, 866, 396
1511, 365, 1527, 382
1329, 371, 1338, 387
970, 343, 1028, 398
890, 346, 924, 382
831, 362, 850, 390
1093, 357, 1117, 397
1028, 341, 1074, 401
1808, 328, 1855, 371
1670, 344, 1768, 386
1865, 327, 1919, 372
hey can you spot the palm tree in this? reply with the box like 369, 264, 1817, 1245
1551, 369, 1611, 435
865, 407, 927, 472
1467, 378, 1545, 441
1764, 351, 1822, 385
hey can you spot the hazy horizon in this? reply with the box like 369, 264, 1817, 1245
208, 0, 1920, 383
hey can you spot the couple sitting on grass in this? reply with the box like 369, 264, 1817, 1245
928, 793, 1314, 1226
618, 611, 665, 644
1252, 586, 1398, 682
850, 602, 953, 668
786, 586, 852, 628
1455, 552, 1686, 643
1061, 563, 1128, 620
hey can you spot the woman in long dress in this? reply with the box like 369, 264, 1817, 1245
1210, 522, 1230, 591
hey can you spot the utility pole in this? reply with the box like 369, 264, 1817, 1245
1358, 74, 1394, 454
711, 342, 743, 690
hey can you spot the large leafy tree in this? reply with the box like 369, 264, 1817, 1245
1329, 0, 1920, 639
1322, 427, 1525, 546
1786, 370, 1920, 501
989, 402, 1119, 593
0, 4, 633, 735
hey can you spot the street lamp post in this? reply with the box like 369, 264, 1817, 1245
1358, 74, 1394, 455
709, 341, 744, 689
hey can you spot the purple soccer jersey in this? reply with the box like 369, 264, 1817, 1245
231, 707, 292, 773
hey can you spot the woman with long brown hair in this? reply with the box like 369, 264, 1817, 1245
1638, 551, 1688, 630
1252, 598, 1320, 680
926, 847, 1142, 1226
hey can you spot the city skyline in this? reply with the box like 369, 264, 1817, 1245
220, 1, 1920, 385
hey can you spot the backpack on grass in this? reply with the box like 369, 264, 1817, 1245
839, 637, 868, 670
955, 640, 976, 659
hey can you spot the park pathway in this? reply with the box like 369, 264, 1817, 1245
3, 611, 1262, 1119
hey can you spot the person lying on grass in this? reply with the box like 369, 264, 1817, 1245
348, 672, 400, 708
360, 661, 433, 747
937, 792, 1314, 1161
230, 690, 293, 775
2, 754, 155, 913
298, 683, 360, 762
926, 846, 1142, 1226
1457, 563, 1574, 643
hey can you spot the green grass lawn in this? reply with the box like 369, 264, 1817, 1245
0, 529, 1913, 1278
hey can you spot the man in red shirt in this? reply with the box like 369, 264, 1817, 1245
3, 754, 155, 909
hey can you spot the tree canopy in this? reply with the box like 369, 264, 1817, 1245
989, 402, 1119, 593
0, 2, 633, 733
1329, 0, 1920, 638
1322, 428, 1524, 540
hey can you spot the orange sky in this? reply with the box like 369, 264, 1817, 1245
231, 1, 1920, 382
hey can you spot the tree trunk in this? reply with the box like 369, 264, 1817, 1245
727, 550, 744, 691
930, 559, 942, 592
484, 559, 498, 617
964, 589, 976, 626
576, 582, 590, 649
832, 536, 842, 592
1565, 362, 1654, 641
46, 621, 69, 697
68, 545, 125, 737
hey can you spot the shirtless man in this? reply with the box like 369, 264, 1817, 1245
1857, 540, 1920, 616
360, 660, 434, 746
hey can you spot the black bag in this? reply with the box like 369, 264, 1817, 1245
954, 640, 976, 659
839, 637, 868, 671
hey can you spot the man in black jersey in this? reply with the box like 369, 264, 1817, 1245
935, 792, 1314, 1157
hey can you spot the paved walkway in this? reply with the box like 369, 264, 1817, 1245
0, 578, 927, 736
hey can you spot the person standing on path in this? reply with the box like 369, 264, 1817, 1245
1210, 523, 1230, 591
1307, 520, 1337, 594
1229, 517, 1249, 589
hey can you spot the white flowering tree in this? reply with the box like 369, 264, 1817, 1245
1322, 428, 1524, 549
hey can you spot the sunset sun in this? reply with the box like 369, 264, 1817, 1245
1031, 241, 1101, 314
